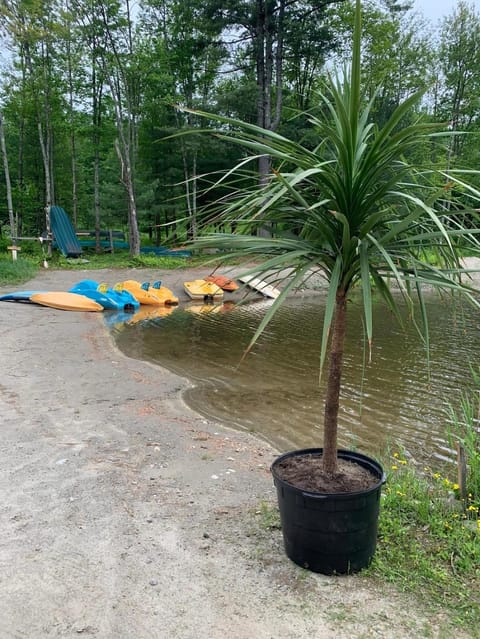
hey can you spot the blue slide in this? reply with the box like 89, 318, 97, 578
50, 205, 83, 257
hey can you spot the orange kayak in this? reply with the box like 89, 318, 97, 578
30, 292, 103, 312
205, 274, 239, 291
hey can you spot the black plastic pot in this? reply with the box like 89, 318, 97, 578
271, 448, 386, 575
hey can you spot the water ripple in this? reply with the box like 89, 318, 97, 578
112, 291, 479, 466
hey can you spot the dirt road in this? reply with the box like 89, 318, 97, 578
0, 266, 468, 638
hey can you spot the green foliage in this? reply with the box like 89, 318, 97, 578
187, 2, 480, 372
49, 249, 193, 271
182, 0, 480, 474
0, 237, 41, 257
255, 501, 281, 531
329, 0, 434, 124
0, 0, 479, 240
436, 2, 480, 171
0, 257, 38, 285
368, 454, 480, 627
447, 369, 480, 508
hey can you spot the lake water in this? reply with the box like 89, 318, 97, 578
110, 290, 479, 465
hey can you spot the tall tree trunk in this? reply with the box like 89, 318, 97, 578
179, 131, 198, 240
115, 137, 140, 255
66, 30, 78, 227
38, 120, 52, 250
17, 55, 27, 236
99, 3, 140, 256
322, 288, 347, 475
94, 142, 101, 253
0, 110, 15, 239
190, 152, 197, 239
109, 92, 140, 255
255, 0, 285, 237
23, 41, 53, 251
92, 58, 103, 254
43, 40, 55, 209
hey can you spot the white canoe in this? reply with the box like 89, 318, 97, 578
238, 275, 281, 299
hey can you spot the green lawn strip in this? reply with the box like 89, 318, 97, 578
0, 257, 38, 286
366, 457, 479, 627
0, 250, 205, 285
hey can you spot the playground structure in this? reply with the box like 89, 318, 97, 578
50, 205, 83, 257
6, 205, 81, 260
6, 205, 192, 260
75, 229, 129, 251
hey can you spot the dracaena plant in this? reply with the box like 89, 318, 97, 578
179, 0, 480, 477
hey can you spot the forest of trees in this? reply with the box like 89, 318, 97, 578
0, 0, 478, 254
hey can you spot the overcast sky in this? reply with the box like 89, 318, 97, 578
414, 0, 465, 22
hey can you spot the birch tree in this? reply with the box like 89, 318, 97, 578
0, 0, 62, 244
77, 0, 141, 254
0, 109, 15, 238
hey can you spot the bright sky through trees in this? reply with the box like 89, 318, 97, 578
415, 0, 462, 21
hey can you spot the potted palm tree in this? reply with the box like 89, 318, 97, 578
179, 0, 480, 573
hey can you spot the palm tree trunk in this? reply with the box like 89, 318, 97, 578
322, 287, 347, 475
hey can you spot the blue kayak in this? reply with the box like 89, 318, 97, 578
0, 291, 45, 302
69, 280, 140, 311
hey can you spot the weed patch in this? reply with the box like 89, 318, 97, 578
367, 453, 479, 627
0, 257, 38, 285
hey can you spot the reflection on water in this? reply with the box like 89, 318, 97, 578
110, 292, 479, 464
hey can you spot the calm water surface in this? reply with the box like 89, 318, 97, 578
110, 291, 479, 464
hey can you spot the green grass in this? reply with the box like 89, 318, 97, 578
0, 257, 39, 286
447, 370, 480, 505
0, 238, 253, 286
51, 249, 196, 271
0, 245, 210, 286
366, 453, 479, 627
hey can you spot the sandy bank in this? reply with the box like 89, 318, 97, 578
0, 266, 471, 638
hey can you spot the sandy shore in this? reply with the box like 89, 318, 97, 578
0, 266, 471, 638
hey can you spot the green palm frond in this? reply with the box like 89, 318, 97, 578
180, 0, 480, 370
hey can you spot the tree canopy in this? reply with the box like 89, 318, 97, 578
0, 0, 478, 253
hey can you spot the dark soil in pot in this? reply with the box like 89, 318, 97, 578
273, 451, 379, 493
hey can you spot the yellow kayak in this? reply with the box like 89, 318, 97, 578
184, 279, 224, 301
114, 280, 179, 306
